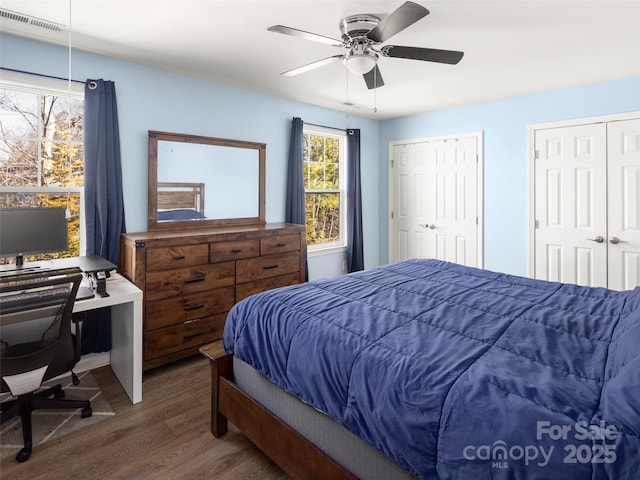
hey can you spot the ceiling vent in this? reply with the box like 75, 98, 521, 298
0, 8, 65, 32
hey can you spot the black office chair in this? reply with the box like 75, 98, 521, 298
0, 272, 92, 462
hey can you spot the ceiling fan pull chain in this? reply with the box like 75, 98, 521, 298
373, 66, 378, 113
345, 67, 351, 123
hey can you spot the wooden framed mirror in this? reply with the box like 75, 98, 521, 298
148, 131, 266, 231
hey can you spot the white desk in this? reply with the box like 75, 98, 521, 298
73, 274, 143, 404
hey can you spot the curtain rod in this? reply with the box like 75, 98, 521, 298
305, 122, 357, 135
0, 67, 85, 84
304, 122, 345, 132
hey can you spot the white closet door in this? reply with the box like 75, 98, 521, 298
391, 143, 430, 261
390, 136, 479, 266
423, 137, 478, 266
534, 123, 608, 287
607, 118, 640, 291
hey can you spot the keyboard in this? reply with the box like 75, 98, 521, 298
0, 266, 81, 281
0, 286, 70, 315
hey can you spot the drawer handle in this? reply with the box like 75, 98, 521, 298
173, 255, 186, 260
263, 264, 279, 270
184, 332, 204, 340
276, 243, 287, 247
184, 304, 204, 311
231, 249, 242, 253
184, 277, 205, 284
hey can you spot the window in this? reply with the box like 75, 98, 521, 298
0, 72, 85, 262
303, 125, 346, 252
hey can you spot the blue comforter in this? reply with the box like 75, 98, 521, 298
157, 208, 205, 221
223, 259, 640, 479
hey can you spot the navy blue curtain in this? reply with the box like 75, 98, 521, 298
346, 129, 364, 272
81, 79, 125, 354
286, 117, 305, 225
285, 117, 308, 280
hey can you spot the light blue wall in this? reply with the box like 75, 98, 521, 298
3, 33, 639, 279
379, 76, 640, 276
0, 33, 380, 278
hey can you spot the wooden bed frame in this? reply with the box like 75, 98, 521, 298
157, 181, 205, 213
200, 341, 358, 480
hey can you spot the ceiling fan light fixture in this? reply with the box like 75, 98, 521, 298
343, 53, 377, 75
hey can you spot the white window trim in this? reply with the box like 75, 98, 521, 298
307, 244, 346, 258
0, 69, 84, 96
303, 124, 347, 253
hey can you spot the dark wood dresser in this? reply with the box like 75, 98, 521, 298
120, 223, 306, 371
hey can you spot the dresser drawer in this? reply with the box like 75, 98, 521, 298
145, 286, 235, 330
147, 244, 209, 271
144, 313, 226, 360
145, 261, 235, 301
209, 239, 259, 263
260, 234, 300, 255
236, 251, 300, 283
236, 272, 301, 302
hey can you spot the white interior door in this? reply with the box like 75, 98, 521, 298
532, 114, 640, 291
534, 123, 608, 287
390, 134, 480, 267
607, 118, 640, 290
424, 137, 478, 266
391, 143, 429, 261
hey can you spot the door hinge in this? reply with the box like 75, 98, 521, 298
535, 219, 539, 229
534, 150, 539, 160
390, 159, 394, 168
391, 211, 394, 219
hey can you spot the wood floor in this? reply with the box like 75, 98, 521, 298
0, 356, 289, 480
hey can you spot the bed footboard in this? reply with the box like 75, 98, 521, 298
200, 341, 357, 480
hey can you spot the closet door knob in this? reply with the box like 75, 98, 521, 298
609, 237, 620, 244
588, 236, 604, 243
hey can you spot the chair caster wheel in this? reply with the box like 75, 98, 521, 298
72, 373, 80, 385
54, 390, 65, 399
16, 446, 32, 463
81, 407, 92, 418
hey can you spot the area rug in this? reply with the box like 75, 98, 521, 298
0, 371, 115, 461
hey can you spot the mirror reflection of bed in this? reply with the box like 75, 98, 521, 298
156, 182, 206, 222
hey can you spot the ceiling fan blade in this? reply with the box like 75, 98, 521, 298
382, 45, 464, 64
363, 65, 385, 89
268, 25, 344, 47
366, 2, 429, 43
281, 55, 345, 77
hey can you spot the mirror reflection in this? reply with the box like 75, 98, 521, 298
157, 141, 260, 221
148, 131, 265, 231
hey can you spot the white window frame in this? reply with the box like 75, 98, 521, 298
0, 71, 86, 255
303, 124, 347, 256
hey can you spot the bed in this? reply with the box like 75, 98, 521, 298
156, 181, 205, 221
203, 258, 640, 479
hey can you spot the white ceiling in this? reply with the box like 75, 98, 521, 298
1, 1, 639, 119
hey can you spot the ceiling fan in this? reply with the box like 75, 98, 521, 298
268, 1, 464, 90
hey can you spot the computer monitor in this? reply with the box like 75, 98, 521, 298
0, 207, 69, 268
